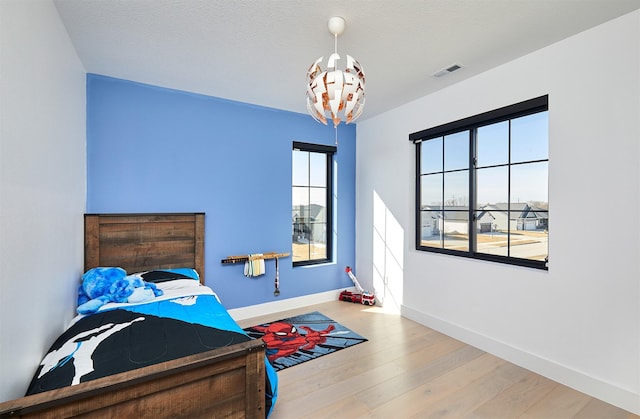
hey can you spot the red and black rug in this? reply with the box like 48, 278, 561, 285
243, 311, 367, 371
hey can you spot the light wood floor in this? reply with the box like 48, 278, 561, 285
237, 300, 638, 419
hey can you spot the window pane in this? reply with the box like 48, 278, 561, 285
443, 170, 468, 208
292, 218, 311, 242
292, 205, 311, 262
476, 166, 508, 208
309, 188, 326, 223
309, 152, 326, 187
510, 210, 548, 261
474, 210, 508, 257
442, 210, 468, 252
477, 121, 509, 167
309, 222, 327, 260
292, 150, 308, 186
420, 210, 443, 248
421, 173, 442, 208
511, 111, 548, 163
292, 186, 308, 214
421, 137, 442, 174
444, 131, 469, 171
292, 250, 308, 263
511, 161, 548, 205
292, 185, 308, 207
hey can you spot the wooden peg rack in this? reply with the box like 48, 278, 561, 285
221, 252, 290, 264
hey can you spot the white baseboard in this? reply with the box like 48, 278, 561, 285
401, 304, 640, 416
228, 289, 342, 321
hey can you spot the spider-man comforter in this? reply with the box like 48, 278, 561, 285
25, 281, 278, 415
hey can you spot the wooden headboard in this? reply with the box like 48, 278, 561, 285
84, 213, 205, 282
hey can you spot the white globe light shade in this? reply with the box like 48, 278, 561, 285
306, 53, 366, 127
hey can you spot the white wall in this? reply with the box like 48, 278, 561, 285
356, 10, 640, 415
0, 0, 86, 402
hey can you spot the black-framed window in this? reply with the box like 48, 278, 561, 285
410, 96, 549, 270
292, 141, 336, 266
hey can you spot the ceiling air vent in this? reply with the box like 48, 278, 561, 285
433, 64, 462, 78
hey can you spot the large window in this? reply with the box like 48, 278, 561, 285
410, 96, 548, 270
292, 141, 336, 266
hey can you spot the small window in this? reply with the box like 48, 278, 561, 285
410, 96, 549, 270
292, 142, 336, 266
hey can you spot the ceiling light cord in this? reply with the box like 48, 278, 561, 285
335, 28, 340, 146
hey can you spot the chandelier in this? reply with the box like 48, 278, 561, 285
306, 16, 366, 128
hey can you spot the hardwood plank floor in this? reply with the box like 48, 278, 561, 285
237, 300, 638, 419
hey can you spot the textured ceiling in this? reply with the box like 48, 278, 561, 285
54, 0, 640, 121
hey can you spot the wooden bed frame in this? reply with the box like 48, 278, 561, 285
0, 213, 268, 419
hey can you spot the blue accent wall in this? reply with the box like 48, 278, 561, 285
86, 74, 356, 309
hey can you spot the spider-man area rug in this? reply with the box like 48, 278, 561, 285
243, 311, 367, 371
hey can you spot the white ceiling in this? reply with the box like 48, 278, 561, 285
54, 0, 640, 121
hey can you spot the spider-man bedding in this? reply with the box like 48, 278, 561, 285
25, 274, 278, 416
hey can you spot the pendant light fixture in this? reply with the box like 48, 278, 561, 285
306, 16, 366, 128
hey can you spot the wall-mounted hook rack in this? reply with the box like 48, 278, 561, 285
221, 252, 290, 264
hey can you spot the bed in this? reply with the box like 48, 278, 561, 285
0, 213, 277, 418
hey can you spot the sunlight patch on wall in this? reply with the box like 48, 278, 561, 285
373, 190, 404, 312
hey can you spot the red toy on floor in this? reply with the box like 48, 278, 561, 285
340, 266, 375, 306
